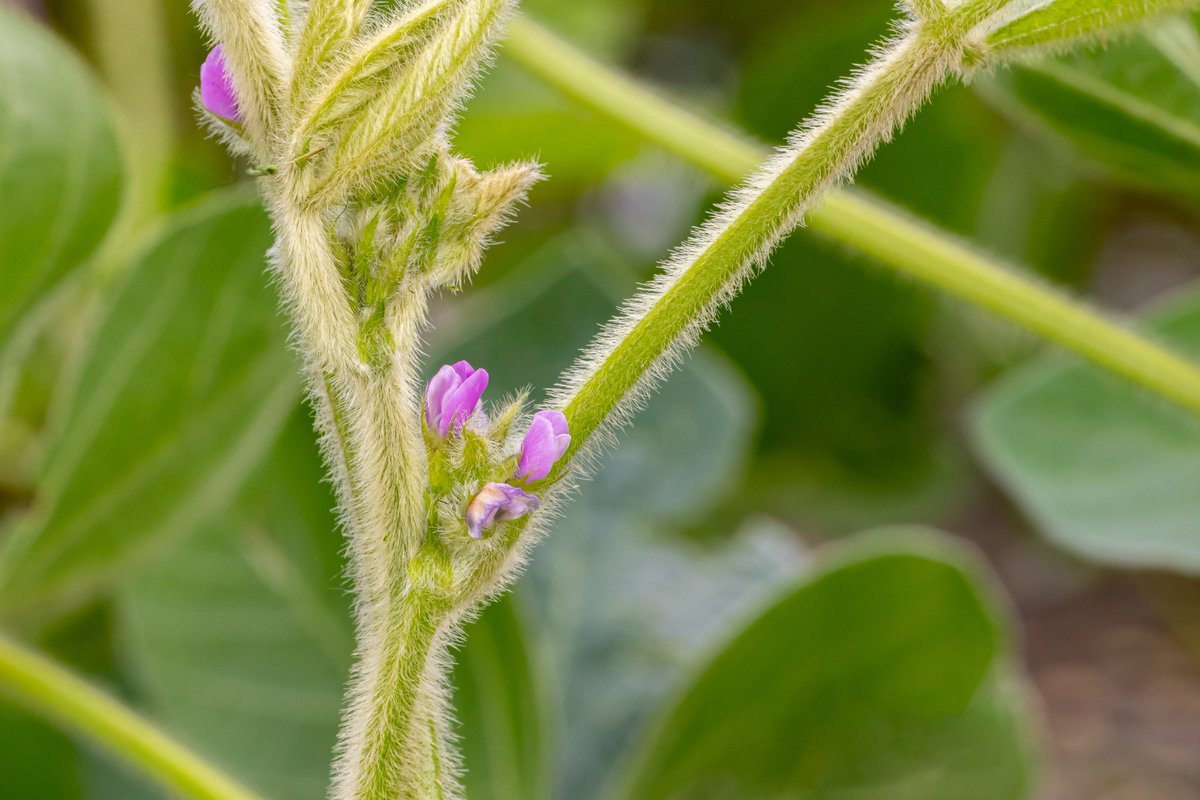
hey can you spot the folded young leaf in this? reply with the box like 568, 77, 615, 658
981, 15, 1200, 193
987, 0, 1200, 57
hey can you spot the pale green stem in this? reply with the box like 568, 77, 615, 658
505, 15, 1200, 418
0, 633, 262, 800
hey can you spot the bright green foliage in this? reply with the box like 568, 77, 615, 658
615, 536, 1036, 800
986, 14, 1200, 193
973, 288, 1200, 572
987, 0, 1200, 55
0, 7, 123, 341
0, 194, 299, 617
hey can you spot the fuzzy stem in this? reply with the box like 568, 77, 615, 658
0, 633, 262, 800
506, 16, 1200, 420
549, 18, 975, 465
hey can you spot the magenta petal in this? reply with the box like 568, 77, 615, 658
519, 410, 571, 481
200, 46, 240, 121
425, 364, 463, 430
450, 360, 475, 381
439, 368, 488, 435
466, 483, 540, 539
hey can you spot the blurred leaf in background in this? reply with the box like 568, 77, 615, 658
0, 6, 123, 343
974, 287, 1200, 572
0, 195, 299, 620
982, 13, 1200, 197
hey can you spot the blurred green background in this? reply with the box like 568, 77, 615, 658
2, 0, 1200, 798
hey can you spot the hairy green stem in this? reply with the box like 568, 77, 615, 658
546, 16, 974, 461
506, 15, 1200, 419
0, 633, 262, 800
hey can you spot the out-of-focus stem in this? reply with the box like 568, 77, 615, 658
0, 634, 262, 800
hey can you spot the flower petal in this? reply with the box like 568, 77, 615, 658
200, 46, 240, 122
440, 367, 488, 435
518, 410, 571, 481
466, 483, 540, 539
425, 364, 464, 431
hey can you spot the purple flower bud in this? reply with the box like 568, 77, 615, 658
466, 482, 540, 539
425, 360, 489, 436
518, 410, 571, 482
200, 45, 240, 122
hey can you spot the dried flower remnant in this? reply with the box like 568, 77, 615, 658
199, 45, 239, 121
466, 482, 540, 539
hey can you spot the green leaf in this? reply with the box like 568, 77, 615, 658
0, 7, 124, 340
453, 594, 553, 800
972, 286, 1200, 571
0, 192, 300, 617
614, 533, 1038, 800
982, 15, 1200, 193
0, 701, 82, 799
121, 409, 351, 800
987, 0, 1200, 54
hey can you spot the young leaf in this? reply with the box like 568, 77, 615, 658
987, 0, 1200, 56
973, 286, 1200, 573
0, 192, 300, 617
0, 7, 124, 341
613, 534, 1038, 800
982, 17, 1200, 193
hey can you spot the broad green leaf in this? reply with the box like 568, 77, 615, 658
0, 702, 82, 799
614, 534, 1037, 800
982, 15, 1200, 193
453, 594, 553, 800
121, 409, 352, 800
972, 287, 1200, 571
0, 192, 300, 616
121, 409, 548, 800
0, 8, 124, 340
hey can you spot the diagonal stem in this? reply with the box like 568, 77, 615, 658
505, 15, 1200, 420
0, 633, 262, 800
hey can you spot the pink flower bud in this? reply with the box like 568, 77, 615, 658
425, 361, 489, 436
466, 482, 540, 539
200, 45, 240, 122
518, 410, 571, 482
